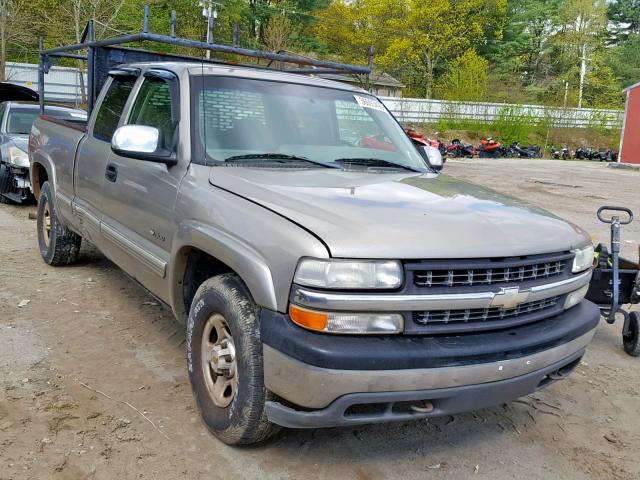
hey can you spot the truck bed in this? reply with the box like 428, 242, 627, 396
40, 114, 87, 133
30, 115, 87, 216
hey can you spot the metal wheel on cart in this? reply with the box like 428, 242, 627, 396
623, 312, 640, 357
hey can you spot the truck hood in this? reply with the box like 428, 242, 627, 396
208, 168, 590, 259
2, 135, 28, 151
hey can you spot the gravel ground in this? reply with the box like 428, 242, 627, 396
0, 158, 638, 480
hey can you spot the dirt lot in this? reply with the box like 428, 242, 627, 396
1, 159, 639, 480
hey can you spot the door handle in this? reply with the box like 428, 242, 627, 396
105, 164, 118, 182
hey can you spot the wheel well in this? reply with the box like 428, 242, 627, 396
31, 162, 48, 200
181, 248, 234, 316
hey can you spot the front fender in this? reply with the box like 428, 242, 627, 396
169, 220, 278, 318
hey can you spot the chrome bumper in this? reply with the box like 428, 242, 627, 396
264, 328, 596, 409
291, 270, 592, 311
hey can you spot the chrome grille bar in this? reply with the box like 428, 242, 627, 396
414, 260, 566, 287
413, 297, 560, 325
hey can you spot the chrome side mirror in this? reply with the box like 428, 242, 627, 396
418, 145, 443, 171
111, 125, 176, 165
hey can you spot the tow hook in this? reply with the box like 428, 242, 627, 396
410, 400, 434, 413
548, 370, 566, 381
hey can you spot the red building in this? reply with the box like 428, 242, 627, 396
619, 82, 640, 164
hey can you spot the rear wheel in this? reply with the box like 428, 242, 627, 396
37, 181, 81, 265
186, 273, 279, 445
623, 312, 640, 357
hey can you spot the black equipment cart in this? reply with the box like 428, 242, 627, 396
585, 206, 640, 356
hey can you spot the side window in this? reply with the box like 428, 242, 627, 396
93, 77, 135, 142
128, 77, 176, 149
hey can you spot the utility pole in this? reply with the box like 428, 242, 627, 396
199, 0, 220, 59
578, 44, 587, 109
563, 80, 569, 108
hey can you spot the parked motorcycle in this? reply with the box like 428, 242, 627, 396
478, 137, 505, 158
594, 148, 617, 162
445, 139, 476, 158
507, 142, 542, 158
550, 145, 570, 160
574, 146, 595, 160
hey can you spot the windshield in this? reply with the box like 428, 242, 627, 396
191, 76, 427, 171
6, 107, 87, 134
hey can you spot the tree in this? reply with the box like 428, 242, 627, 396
316, 0, 506, 98
553, 0, 608, 107
263, 13, 293, 52
0, 0, 33, 81
608, 0, 640, 43
486, 0, 562, 85
608, 34, 640, 89
435, 49, 489, 101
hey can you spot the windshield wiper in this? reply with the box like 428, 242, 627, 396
222, 153, 339, 169
333, 157, 422, 172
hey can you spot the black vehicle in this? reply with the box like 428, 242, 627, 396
0, 102, 86, 203
507, 142, 541, 158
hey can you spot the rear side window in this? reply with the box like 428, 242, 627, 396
93, 77, 135, 142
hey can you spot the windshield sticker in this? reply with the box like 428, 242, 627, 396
354, 95, 386, 112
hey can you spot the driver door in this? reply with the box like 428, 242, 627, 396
98, 70, 185, 301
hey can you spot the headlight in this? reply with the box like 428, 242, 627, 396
289, 304, 404, 334
8, 146, 29, 168
293, 258, 403, 289
572, 245, 594, 273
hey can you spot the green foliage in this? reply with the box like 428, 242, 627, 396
490, 105, 544, 144
434, 104, 552, 144
608, 34, 640, 89
435, 49, 489, 101
484, 0, 562, 84
315, 0, 507, 98
608, 0, 640, 42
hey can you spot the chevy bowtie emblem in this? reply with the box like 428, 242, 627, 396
490, 287, 531, 309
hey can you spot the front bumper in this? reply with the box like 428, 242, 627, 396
0, 163, 31, 203
261, 300, 600, 428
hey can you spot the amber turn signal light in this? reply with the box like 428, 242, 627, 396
289, 304, 328, 332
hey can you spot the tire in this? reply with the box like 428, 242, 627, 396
623, 312, 640, 357
186, 273, 279, 445
37, 181, 81, 265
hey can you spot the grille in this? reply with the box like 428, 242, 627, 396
413, 296, 560, 326
413, 261, 565, 288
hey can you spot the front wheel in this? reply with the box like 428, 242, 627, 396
623, 312, 640, 357
37, 181, 81, 265
186, 273, 279, 445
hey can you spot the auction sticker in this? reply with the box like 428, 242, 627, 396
354, 94, 386, 112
